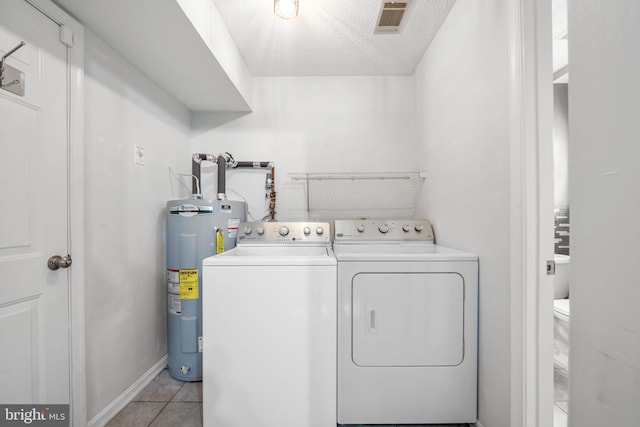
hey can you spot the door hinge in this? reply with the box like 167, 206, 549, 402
60, 25, 74, 48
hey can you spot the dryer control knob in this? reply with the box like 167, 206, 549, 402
378, 224, 389, 234
243, 226, 252, 235
256, 227, 265, 235
402, 225, 411, 232
415, 224, 424, 232
303, 226, 311, 235
316, 227, 324, 235
279, 226, 290, 236
357, 225, 366, 233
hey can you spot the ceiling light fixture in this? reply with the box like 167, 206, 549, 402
274, 0, 299, 19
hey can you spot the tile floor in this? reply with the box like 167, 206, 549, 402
106, 369, 474, 427
106, 369, 202, 427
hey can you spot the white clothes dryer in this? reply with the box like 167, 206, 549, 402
334, 219, 478, 425
202, 222, 336, 427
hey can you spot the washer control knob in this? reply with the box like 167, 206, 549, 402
378, 224, 389, 234
256, 227, 265, 235
303, 226, 311, 235
279, 226, 290, 236
415, 224, 424, 232
402, 224, 411, 232
243, 226, 252, 235
316, 227, 324, 235
357, 225, 366, 233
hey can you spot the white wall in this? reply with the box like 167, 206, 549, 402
568, 0, 640, 425
413, 0, 511, 426
83, 30, 191, 420
191, 76, 419, 221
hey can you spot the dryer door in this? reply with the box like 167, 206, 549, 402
352, 272, 464, 367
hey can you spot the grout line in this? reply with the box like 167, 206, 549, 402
92, 357, 169, 427
145, 401, 171, 427
169, 381, 184, 402
144, 380, 186, 426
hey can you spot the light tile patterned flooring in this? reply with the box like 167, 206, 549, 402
107, 369, 474, 427
106, 369, 202, 427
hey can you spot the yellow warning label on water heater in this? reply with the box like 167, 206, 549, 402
216, 230, 224, 254
179, 269, 199, 299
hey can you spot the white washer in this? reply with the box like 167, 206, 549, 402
334, 219, 478, 425
202, 222, 336, 427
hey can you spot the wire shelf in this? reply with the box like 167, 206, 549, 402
288, 171, 425, 220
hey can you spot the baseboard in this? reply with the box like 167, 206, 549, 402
87, 354, 168, 427
475, 420, 485, 427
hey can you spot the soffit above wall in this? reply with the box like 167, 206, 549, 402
52, 0, 252, 112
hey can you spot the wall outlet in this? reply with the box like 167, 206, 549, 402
135, 145, 145, 166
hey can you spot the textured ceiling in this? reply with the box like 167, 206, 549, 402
213, 0, 457, 76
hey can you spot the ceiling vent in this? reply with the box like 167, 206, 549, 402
375, 1, 410, 34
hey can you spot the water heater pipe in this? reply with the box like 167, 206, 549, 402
234, 161, 277, 221
191, 153, 214, 195
191, 153, 276, 218
235, 161, 273, 168
192, 153, 235, 197
217, 154, 228, 199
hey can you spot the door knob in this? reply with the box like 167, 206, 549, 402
48, 255, 72, 270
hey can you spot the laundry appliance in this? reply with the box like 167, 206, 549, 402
202, 222, 336, 427
334, 219, 479, 425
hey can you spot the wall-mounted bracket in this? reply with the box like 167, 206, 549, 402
1, 41, 26, 97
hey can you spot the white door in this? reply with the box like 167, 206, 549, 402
0, 0, 70, 404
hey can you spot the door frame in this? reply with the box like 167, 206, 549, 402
24, 1, 86, 424
508, 0, 555, 426
508, 0, 557, 426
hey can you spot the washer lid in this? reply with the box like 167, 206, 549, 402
333, 243, 477, 262
203, 245, 337, 266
